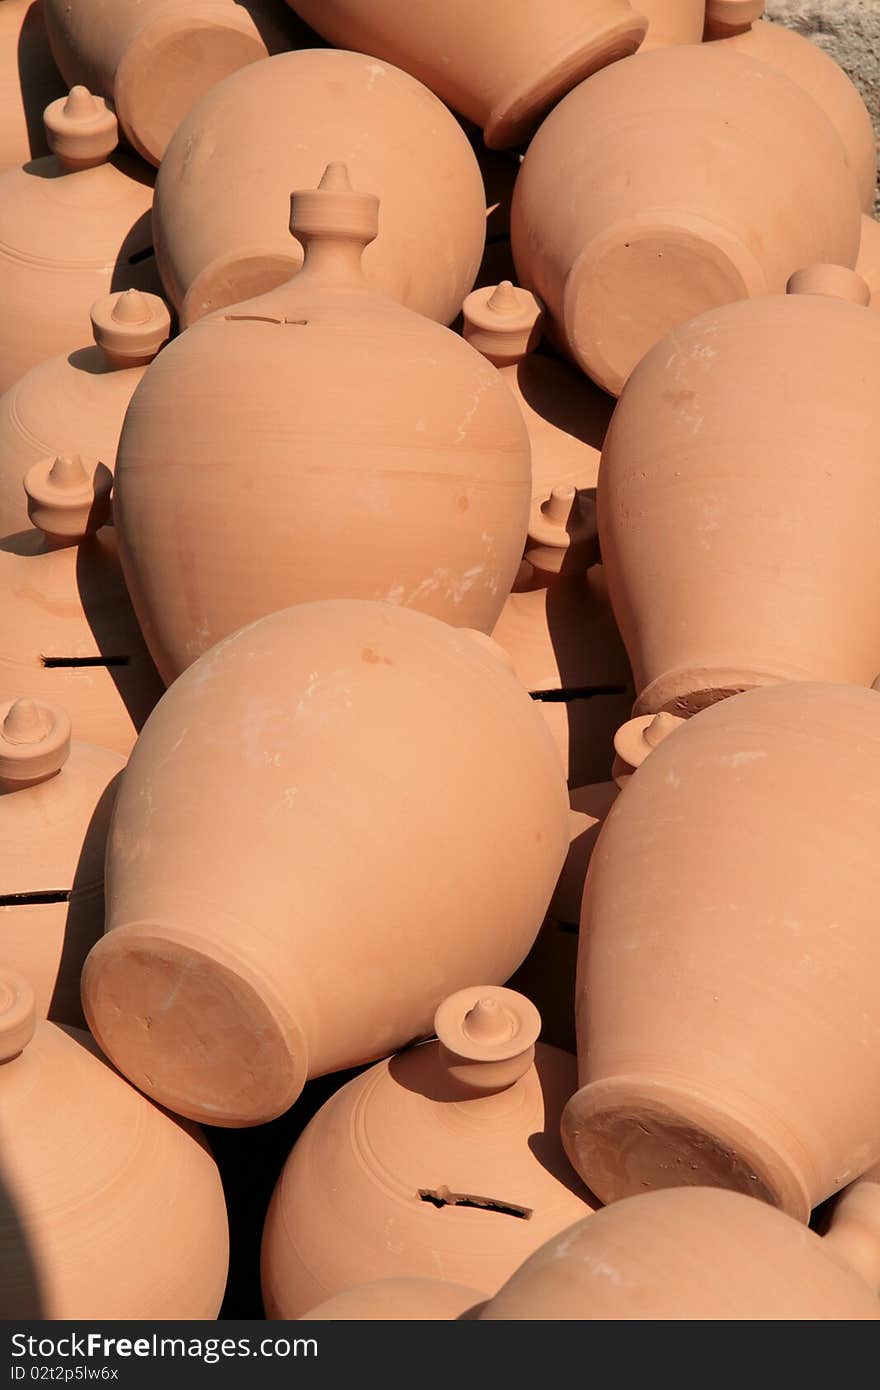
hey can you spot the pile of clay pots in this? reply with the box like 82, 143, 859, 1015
2, 0, 880, 1324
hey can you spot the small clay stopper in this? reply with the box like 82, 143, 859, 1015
435, 985, 541, 1094
0, 697, 71, 788
24, 454, 113, 541
90, 290, 172, 367
786, 265, 871, 307
704, 0, 764, 38
43, 86, 118, 171
525, 486, 600, 574
612, 711, 686, 788
461, 281, 544, 366
0, 971, 36, 1064
289, 162, 379, 268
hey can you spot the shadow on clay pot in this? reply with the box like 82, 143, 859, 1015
46, 770, 122, 1028
18, 2, 59, 162
0, 1150, 45, 1319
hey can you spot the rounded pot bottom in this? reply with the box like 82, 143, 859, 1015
632, 665, 812, 717
180, 247, 301, 327
81, 925, 308, 1126
561, 1074, 813, 1222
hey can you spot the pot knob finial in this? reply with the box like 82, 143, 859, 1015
25, 454, 113, 542
526, 486, 600, 572
0, 698, 71, 788
289, 162, 380, 266
786, 265, 871, 306
0, 972, 36, 1064
704, 0, 765, 37
435, 985, 541, 1094
462, 281, 544, 366
43, 86, 118, 171
91, 290, 171, 367
612, 711, 686, 788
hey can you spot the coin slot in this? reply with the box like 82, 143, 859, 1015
418, 1186, 532, 1220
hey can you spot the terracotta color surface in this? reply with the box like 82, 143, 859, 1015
478, 1189, 880, 1318
0, 971, 228, 1319
637, 0, 705, 47
562, 683, 880, 1222
822, 1163, 880, 1293
82, 601, 570, 1127
116, 166, 530, 683
0, 289, 169, 535
261, 986, 597, 1315
0, 87, 156, 396
857, 214, 880, 310
511, 45, 861, 394
299, 1280, 487, 1321
0, 0, 64, 171
0, 454, 163, 755
41, 0, 302, 167
284, 0, 647, 148
708, 18, 876, 211
153, 49, 486, 329
597, 272, 880, 715
0, 697, 122, 1026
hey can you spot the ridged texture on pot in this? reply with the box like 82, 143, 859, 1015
597, 290, 880, 714
479, 1190, 880, 1319
285, 0, 647, 148
637, 0, 705, 48
511, 45, 861, 394
0, 0, 64, 171
153, 49, 486, 328
710, 19, 876, 213
562, 683, 880, 1222
117, 171, 530, 683
0, 529, 163, 756
261, 1038, 595, 1316
42, 0, 302, 166
0, 1005, 228, 1318
0, 739, 123, 1027
300, 1280, 487, 1321
82, 602, 570, 1127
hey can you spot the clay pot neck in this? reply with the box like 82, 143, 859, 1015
524, 487, 600, 577
43, 86, 118, 173
25, 454, 112, 545
0, 972, 35, 1064
462, 281, 544, 367
433, 986, 541, 1098
288, 162, 379, 288
91, 289, 171, 370
0, 697, 71, 793
703, 0, 764, 38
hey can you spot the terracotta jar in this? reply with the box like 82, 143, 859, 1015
300, 1280, 486, 1322
562, 682, 880, 1221
0, 87, 156, 396
81, 601, 570, 1127
0, 971, 228, 1319
284, 0, 647, 149
0, 289, 169, 536
116, 166, 531, 683
705, 10, 876, 212
153, 49, 486, 329
479, 1187, 880, 1318
857, 216, 880, 311
511, 45, 861, 395
638, 0, 705, 48
0, 697, 122, 1027
598, 268, 880, 716
0, 453, 163, 755
261, 985, 597, 1316
41, 0, 301, 167
0, 0, 64, 171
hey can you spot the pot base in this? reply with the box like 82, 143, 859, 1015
180, 247, 303, 327
561, 1074, 813, 1222
114, 15, 267, 167
563, 213, 766, 395
632, 665, 809, 717
81, 925, 309, 1126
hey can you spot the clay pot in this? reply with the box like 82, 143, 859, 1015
857, 215, 880, 311
0, 0, 64, 171
153, 49, 486, 329
284, 0, 647, 149
0, 970, 228, 1318
116, 166, 531, 684
638, 0, 705, 49
261, 985, 597, 1316
42, 0, 302, 167
0, 288, 169, 535
0, 697, 122, 1027
511, 45, 862, 395
598, 268, 880, 716
300, 1280, 487, 1321
0, 453, 163, 755
562, 682, 880, 1221
706, 16, 876, 213
0, 87, 156, 396
479, 1187, 880, 1318
81, 601, 570, 1127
